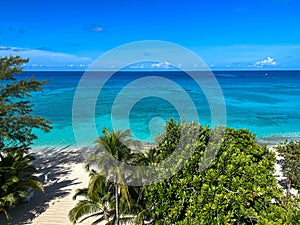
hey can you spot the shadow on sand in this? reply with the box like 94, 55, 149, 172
0, 146, 94, 225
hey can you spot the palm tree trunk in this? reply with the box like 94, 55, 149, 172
114, 175, 119, 225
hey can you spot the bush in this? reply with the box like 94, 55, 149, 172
144, 120, 299, 224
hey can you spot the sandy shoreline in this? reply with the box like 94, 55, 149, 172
1, 144, 297, 225
2, 146, 106, 225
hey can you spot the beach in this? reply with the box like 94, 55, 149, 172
2, 146, 106, 225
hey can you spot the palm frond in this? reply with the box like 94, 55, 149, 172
73, 188, 88, 200
119, 184, 131, 209
0, 207, 12, 220
69, 200, 102, 223
88, 173, 110, 200
20, 178, 44, 193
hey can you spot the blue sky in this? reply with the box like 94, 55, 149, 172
0, 0, 299, 70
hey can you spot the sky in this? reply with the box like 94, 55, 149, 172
0, 0, 300, 70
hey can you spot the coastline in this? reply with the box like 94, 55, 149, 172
256, 135, 300, 146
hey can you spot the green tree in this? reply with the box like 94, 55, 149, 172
144, 120, 299, 224
70, 120, 300, 224
0, 56, 51, 152
94, 128, 139, 224
0, 56, 51, 219
69, 169, 115, 224
276, 140, 300, 192
69, 167, 147, 225
77, 128, 141, 224
0, 151, 44, 219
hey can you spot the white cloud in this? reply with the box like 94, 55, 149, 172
254, 56, 277, 68
151, 61, 171, 69
194, 44, 300, 69
0, 46, 28, 52
87, 23, 104, 32
2, 44, 296, 71
120, 61, 181, 70
91, 26, 103, 32
0, 46, 93, 70
129, 63, 146, 69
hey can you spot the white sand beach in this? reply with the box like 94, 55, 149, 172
2, 146, 106, 225
270, 146, 298, 196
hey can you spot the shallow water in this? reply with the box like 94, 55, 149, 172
21, 70, 300, 147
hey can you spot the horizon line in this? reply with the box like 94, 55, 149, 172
22, 69, 300, 72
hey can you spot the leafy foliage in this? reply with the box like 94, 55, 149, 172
70, 128, 145, 224
69, 170, 115, 224
0, 56, 50, 219
143, 120, 299, 224
0, 56, 51, 151
71, 120, 300, 224
70, 168, 147, 225
0, 151, 44, 219
276, 140, 300, 191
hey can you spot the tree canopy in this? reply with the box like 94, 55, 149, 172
144, 120, 300, 224
0, 56, 50, 219
70, 119, 300, 224
70, 128, 145, 225
0, 56, 51, 152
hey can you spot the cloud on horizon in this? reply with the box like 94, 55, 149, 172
253, 57, 277, 68
0, 46, 28, 52
0, 46, 93, 70
197, 44, 300, 69
127, 62, 178, 70
1, 44, 300, 70
151, 61, 171, 69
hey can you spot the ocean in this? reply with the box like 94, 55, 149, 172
21, 70, 300, 148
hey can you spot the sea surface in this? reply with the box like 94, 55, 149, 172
19, 70, 300, 148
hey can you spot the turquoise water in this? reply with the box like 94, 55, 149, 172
24, 71, 300, 147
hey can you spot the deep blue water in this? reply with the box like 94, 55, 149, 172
20, 70, 300, 147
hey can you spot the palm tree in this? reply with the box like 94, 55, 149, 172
93, 128, 140, 225
130, 148, 160, 224
132, 148, 159, 166
0, 151, 44, 219
69, 169, 145, 224
70, 128, 142, 224
69, 170, 115, 224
